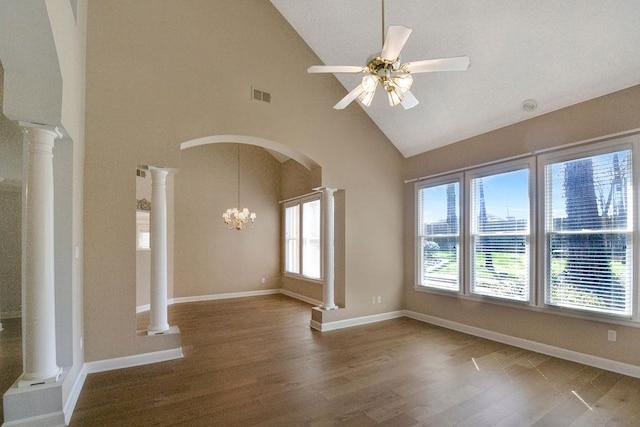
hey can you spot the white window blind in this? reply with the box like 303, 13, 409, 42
284, 204, 300, 274
417, 180, 461, 291
302, 199, 321, 279
470, 168, 530, 301
544, 149, 632, 316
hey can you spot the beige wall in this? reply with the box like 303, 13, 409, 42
404, 85, 640, 367
0, 188, 21, 318
175, 143, 282, 297
85, 0, 404, 361
0, 63, 22, 319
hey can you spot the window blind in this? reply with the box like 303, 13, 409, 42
545, 150, 632, 315
470, 169, 530, 301
417, 181, 460, 291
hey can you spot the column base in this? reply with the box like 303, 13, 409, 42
320, 304, 339, 310
17, 366, 62, 388
147, 324, 178, 336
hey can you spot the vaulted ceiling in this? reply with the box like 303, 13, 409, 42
270, 0, 640, 157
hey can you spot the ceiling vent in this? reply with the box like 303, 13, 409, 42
252, 86, 271, 104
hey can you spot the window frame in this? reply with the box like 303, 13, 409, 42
412, 131, 640, 326
282, 193, 323, 283
465, 158, 536, 305
537, 138, 638, 320
414, 173, 464, 294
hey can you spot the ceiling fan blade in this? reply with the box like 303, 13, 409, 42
380, 25, 412, 61
307, 65, 365, 74
333, 84, 365, 110
403, 56, 470, 73
401, 90, 419, 109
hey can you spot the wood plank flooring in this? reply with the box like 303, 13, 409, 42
0, 317, 22, 423
4, 295, 640, 425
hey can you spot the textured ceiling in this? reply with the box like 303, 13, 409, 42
270, 0, 640, 157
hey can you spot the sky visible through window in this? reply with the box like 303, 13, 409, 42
422, 151, 630, 227
421, 170, 529, 226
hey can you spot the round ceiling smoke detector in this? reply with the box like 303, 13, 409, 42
521, 99, 537, 112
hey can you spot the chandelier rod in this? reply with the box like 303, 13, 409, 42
381, 0, 385, 48
237, 144, 240, 208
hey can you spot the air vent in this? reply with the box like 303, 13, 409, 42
251, 86, 271, 104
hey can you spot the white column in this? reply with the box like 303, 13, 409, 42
148, 167, 170, 334
19, 124, 62, 387
321, 188, 338, 310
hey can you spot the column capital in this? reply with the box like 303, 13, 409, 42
18, 122, 63, 139
148, 165, 179, 175
313, 186, 339, 194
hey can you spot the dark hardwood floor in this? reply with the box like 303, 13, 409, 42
3, 295, 640, 425
0, 317, 22, 423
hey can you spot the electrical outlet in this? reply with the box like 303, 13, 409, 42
371, 297, 376, 304
608, 330, 617, 342
377, 296, 382, 304
261, 277, 266, 284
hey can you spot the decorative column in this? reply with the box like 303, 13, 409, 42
148, 167, 170, 334
19, 123, 62, 387
321, 188, 338, 310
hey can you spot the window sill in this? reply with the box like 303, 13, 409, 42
412, 284, 640, 329
284, 273, 323, 285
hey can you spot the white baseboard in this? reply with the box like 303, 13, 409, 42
403, 310, 640, 379
136, 288, 315, 313
84, 347, 184, 374
1, 411, 65, 427
1, 310, 22, 319
311, 311, 405, 332
63, 366, 87, 426
172, 289, 280, 304
136, 304, 150, 314
279, 288, 322, 306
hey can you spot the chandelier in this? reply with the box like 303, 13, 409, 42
222, 145, 256, 230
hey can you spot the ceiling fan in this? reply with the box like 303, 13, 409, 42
307, 2, 470, 110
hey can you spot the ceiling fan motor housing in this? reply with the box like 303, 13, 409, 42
367, 54, 401, 79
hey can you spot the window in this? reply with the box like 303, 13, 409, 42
541, 145, 633, 316
284, 204, 300, 274
414, 132, 639, 322
469, 164, 532, 302
136, 211, 150, 250
416, 177, 461, 291
283, 194, 322, 280
302, 199, 321, 278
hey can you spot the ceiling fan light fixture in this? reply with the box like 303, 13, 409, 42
387, 86, 403, 106
359, 90, 376, 107
361, 75, 378, 93
393, 73, 413, 93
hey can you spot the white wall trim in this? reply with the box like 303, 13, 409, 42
1, 411, 65, 427
136, 304, 150, 314
63, 366, 87, 426
1, 311, 22, 319
280, 288, 323, 306
172, 289, 280, 305
310, 311, 405, 332
84, 347, 184, 374
404, 310, 640, 379
179, 134, 319, 171
136, 288, 316, 313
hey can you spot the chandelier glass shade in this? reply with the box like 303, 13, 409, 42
222, 145, 256, 230
357, 68, 414, 107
